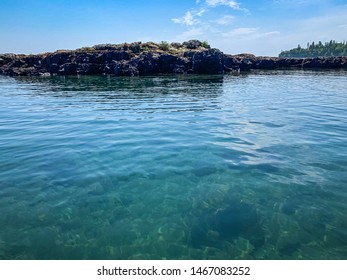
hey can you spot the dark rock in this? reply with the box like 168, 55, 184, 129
158, 53, 189, 74
280, 58, 304, 68
46, 52, 72, 67
104, 51, 131, 63
1, 41, 346, 77
112, 61, 139, 76
75, 53, 104, 64
192, 49, 224, 74
191, 200, 265, 249
281, 200, 297, 215
182, 50, 196, 60
76, 63, 102, 75
211, 202, 259, 239
7, 66, 41, 76
279, 242, 300, 256
240, 57, 253, 71
10, 59, 26, 68
130, 42, 141, 53
0, 56, 10, 66
192, 166, 218, 177
103, 63, 114, 75
235, 53, 256, 59
253, 57, 279, 69
190, 224, 209, 248
58, 63, 77, 75
170, 42, 183, 49
93, 44, 118, 51
48, 63, 59, 74
183, 40, 203, 49
223, 55, 241, 72
302, 57, 345, 69
136, 52, 160, 75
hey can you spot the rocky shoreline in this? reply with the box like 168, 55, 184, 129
0, 40, 346, 76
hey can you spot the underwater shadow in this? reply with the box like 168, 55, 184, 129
190, 199, 265, 252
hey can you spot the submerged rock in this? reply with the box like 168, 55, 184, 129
190, 200, 265, 250
211, 202, 259, 239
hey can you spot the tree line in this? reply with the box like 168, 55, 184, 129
279, 40, 347, 58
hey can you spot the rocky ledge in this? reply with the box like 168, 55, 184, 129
0, 40, 346, 76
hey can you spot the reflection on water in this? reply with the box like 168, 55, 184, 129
14, 74, 224, 94
0, 71, 347, 259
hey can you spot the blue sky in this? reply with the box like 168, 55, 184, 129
0, 0, 346, 56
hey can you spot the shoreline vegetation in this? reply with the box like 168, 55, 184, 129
279, 40, 347, 58
0, 40, 346, 76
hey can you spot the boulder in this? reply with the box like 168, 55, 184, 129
58, 63, 77, 75
170, 42, 183, 49
253, 57, 280, 69
76, 63, 102, 75
192, 49, 224, 74
183, 40, 203, 49
158, 54, 189, 74
112, 61, 139, 76
130, 42, 141, 53
223, 55, 241, 72
2, 67, 40, 76
136, 52, 160, 75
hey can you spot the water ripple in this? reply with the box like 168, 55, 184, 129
0, 71, 346, 259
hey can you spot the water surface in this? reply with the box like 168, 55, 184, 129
0, 71, 346, 259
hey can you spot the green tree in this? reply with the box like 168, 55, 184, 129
279, 40, 347, 58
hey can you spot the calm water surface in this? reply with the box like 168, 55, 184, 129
0, 71, 346, 259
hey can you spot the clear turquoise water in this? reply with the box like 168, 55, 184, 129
0, 71, 346, 260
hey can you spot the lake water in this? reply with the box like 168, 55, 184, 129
0, 71, 346, 259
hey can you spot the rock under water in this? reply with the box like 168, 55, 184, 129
190, 200, 265, 250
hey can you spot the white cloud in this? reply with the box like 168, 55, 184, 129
215, 15, 235, 25
272, 0, 318, 5
206, 0, 239, 9
196, 8, 206, 16
222, 27, 258, 37
172, 9, 206, 26
222, 28, 280, 40
255, 31, 280, 38
172, 11, 196, 26
205, 0, 248, 12
183, 28, 204, 37
174, 28, 205, 41
339, 24, 347, 30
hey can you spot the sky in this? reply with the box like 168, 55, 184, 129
0, 0, 346, 56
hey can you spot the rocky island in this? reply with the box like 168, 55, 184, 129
0, 40, 346, 76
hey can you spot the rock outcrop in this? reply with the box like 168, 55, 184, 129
0, 40, 346, 76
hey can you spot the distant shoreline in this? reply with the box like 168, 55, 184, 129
1, 40, 346, 76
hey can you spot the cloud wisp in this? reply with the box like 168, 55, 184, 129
222, 27, 259, 37
215, 15, 235, 25
172, 0, 248, 35
206, 0, 239, 9
222, 28, 280, 39
172, 0, 248, 27
172, 9, 206, 26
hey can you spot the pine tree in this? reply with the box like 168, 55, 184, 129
279, 40, 347, 58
